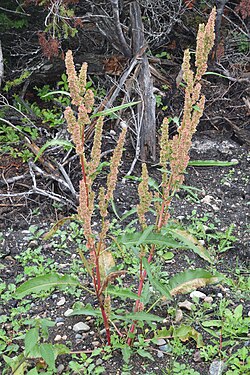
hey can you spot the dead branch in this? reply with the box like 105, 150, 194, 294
110, 0, 132, 57
0, 40, 3, 88
130, 1, 156, 162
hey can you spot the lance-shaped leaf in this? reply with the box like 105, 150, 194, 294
90, 101, 141, 118
118, 231, 183, 249
69, 303, 103, 318
70, 304, 163, 322
168, 269, 223, 296
169, 228, 213, 263
34, 139, 74, 162
41, 90, 71, 98
142, 258, 171, 300
113, 311, 164, 322
106, 286, 140, 301
15, 273, 81, 299
188, 159, 239, 167
43, 216, 76, 240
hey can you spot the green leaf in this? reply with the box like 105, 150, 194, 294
142, 258, 171, 300
43, 215, 76, 240
169, 228, 213, 263
140, 281, 151, 305
202, 320, 222, 328
111, 199, 121, 220
41, 90, 71, 98
40, 343, 55, 369
162, 252, 174, 260
15, 273, 81, 298
69, 304, 102, 318
137, 348, 154, 361
120, 207, 137, 221
34, 139, 74, 162
118, 232, 183, 249
173, 325, 204, 348
188, 160, 239, 167
122, 345, 132, 364
107, 286, 140, 300
168, 269, 223, 296
90, 101, 141, 118
137, 225, 154, 246
234, 304, 243, 320
27, 368, 39, 375
24, 328, 39, 355
113, 311, 163, 322
3, 353, 27, 374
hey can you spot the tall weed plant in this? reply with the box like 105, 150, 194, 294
16, 9, 220, 348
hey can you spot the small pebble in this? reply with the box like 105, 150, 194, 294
62, 335, 67, 340
57, 364, 65, 374
159, 344, 172, 353
54, 335, 62, 341
57, 297, 66, 306
96, 358, 103, 365
178, 300, 194, 311
64, 309, 73, 317
209, 360, 226, 375
190, 291, 206, 300
56, 322, 64, 327
55, 317, 65, 323
73, 322, 91, 332
92, 341, 100, 347
75, 334, 82, 340
157, 351, 164, 358
174, 309, 183, 323
156, 338, 166, 346
204, 296, 213, 304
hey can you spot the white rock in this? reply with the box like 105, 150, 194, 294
204, 296, 213, 304
156, 338, 166, 346
73, 322, 91, 332
209, 360, 226, 375
201, 195, 219, 211
64, 308, 73, 317
190, 291, 207, 300
178, 300, 194, 311
174, 309, 183, 323
57, 297, 66, 306
54, 335, 62, 341
57, 364, 65, 374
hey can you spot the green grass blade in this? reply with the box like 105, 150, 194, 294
34, 139, 74, 162
90, 101, 141, 118
188, 160, 239, 167
41, 90, 70, 98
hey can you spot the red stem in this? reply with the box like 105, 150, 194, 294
127, 191, 170, 345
